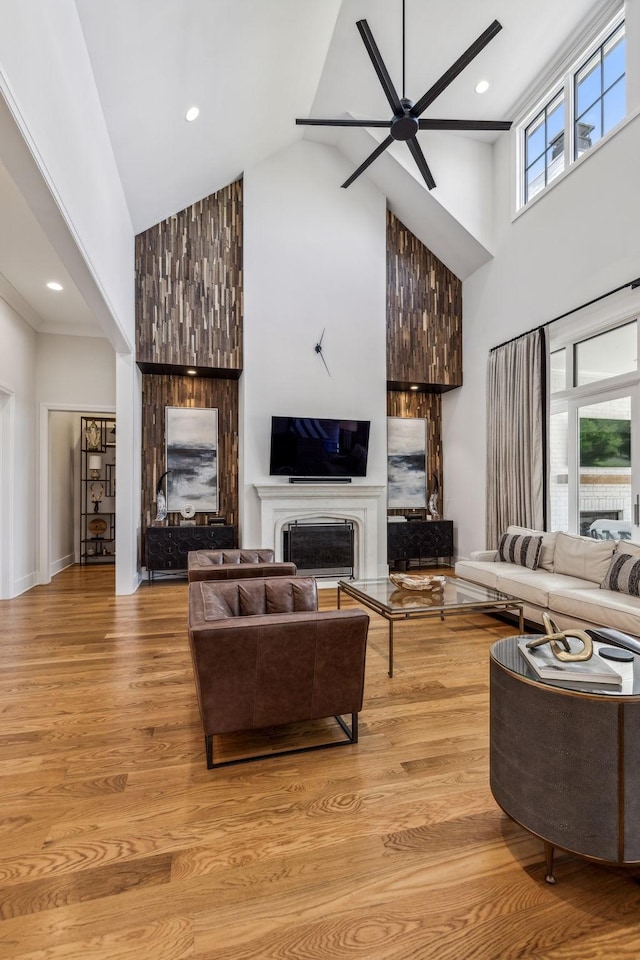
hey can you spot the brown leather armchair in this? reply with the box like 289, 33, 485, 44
188, 576, 369, 768
187, 548, 297, 582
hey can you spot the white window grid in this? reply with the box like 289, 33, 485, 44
516, 9, 625, 210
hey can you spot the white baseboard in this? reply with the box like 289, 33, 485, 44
50, 553, 75, 578
13, 571, 38, 597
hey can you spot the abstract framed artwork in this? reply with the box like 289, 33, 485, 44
166, 406, 218, 513
387, 417, 427, 509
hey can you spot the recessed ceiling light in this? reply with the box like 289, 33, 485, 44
186, 369, 197, 376
46, 281, 63, 291
185, 106, 200, 122
410, 385, 419, 391
475, 80, 490, 95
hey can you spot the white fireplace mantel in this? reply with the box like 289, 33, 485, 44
254, 483, 386, 580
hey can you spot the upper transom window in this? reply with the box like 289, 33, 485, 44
519, 14, 625, 209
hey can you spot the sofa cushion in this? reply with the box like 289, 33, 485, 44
455, 559, 524, 591
193, 549, 275, 565
498, 532, 543, 569
494, 569, 595, 608
506, 525, 557, 572
552, 532, 615, 582
600, 552, 640, 597
614, 540, 640, 558
549, 586, 640, 637
199, 577, 317, 621
200, 582, 240, 620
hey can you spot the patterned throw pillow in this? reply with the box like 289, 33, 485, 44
600, 552, 640, 597
497, 532, 543, 570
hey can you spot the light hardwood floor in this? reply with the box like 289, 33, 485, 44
1, 565, 639, 959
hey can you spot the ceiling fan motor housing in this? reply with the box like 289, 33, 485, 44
391, 101, 419, 141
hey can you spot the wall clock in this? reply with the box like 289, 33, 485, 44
314, 329, 331, 376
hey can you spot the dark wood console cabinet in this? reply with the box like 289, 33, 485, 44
387, 519, 453, 570
145, 525, 236, 581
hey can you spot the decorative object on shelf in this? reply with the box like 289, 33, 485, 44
88, 516, 108, 537
387, 417, 427, 509
88, 454, 102, 479
154, 470, 170, 523
90, 481, 104, 513
180, 503, 196, 520
526, 612, 594, 663
428, 473, 440, 519
85, 419, 101, 450
166, 406, 218, 513
389, 572, 446, 592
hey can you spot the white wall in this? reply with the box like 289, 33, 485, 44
389, 130, 494, 256
35, 334, 115, 405
445, 107, 640, 559
0, 0, 140, 593
49, 410, 75, 575
242, 139, 388, 566
0, 0, 134, 350
0, 296, 36, 595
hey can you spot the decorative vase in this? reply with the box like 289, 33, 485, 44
155, 489, 167, 523
428, 473, 440, 520
85, 420, 101, 451
154, 470, 170, 524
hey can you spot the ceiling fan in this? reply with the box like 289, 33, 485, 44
296, 2, 512, 190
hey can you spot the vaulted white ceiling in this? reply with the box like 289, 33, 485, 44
0, 0, 612, 333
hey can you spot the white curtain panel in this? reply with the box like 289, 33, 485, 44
486, 329, 545, 548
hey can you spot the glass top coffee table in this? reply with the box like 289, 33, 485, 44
337, 576, 523, 677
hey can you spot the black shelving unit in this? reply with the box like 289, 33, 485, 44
80, 416, 116, 564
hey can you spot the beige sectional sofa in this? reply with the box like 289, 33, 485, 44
455, 525, 640, 637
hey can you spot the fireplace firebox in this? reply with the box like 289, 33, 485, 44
283, 521, 354, 578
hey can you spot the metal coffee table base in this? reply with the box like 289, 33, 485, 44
338, 579, 524, 677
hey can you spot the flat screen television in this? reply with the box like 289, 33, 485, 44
269, 416, 371, 478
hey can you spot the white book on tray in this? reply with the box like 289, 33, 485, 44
517, 639, 622, 687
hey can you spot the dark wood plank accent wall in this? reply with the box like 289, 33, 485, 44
135, 180, 243, 373
140, 375, 238, 540
386, 391, 443, 517
386, 210, 462, 391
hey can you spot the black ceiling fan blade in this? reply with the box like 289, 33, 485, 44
418, 119, 512, 131
341, 134, 394, 188
406, 137, 436, 190
356, 19, 403, 115
411, 20, 503, 118
296, 118, 392, 128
